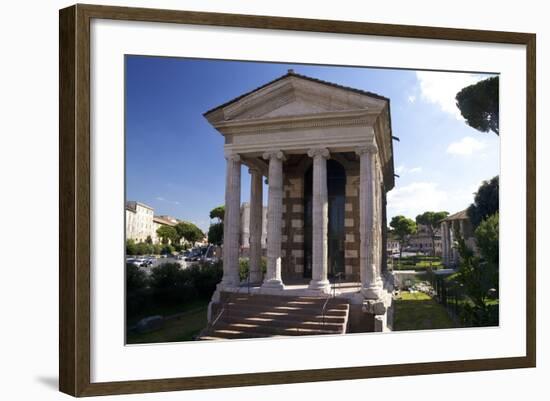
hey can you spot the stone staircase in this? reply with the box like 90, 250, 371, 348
198, 293, 350, 340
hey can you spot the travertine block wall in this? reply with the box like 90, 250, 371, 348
281, 174, 305, 279
280, 162, 362, 282
344, 174, 360, 281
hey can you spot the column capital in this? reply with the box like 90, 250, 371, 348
262, 149, 286, 162
225, 153, 241, 163
307, 147, 330, 159
355, 143, 378, 156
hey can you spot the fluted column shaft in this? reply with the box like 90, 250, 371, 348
248, 168, 264, 284
261, 150, 286, 290
222, 154, 241, 287
308, 147, 330, 292
441, 221, 449, 265
356, 144, 383, 299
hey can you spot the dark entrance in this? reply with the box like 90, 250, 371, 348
304, 160, 346, 279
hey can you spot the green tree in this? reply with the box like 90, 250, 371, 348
175, 221, 204, 245
152, 243, 163, 255
208, 205, 225, 245
415, 211, 449, 256
456, 76, 499, 135
126, 239, 137, 256
209, 205, 225, 222
156, 225, 178, 244
389, 215, 417, 259
161, 244, 175, 255
208, 222, 224, 245
467, 176, 499, 229
475, 213, 499, 269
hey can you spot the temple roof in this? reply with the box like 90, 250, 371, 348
443, 209, 469, 221
203, 69, 389, 117
203, 69, 395, 191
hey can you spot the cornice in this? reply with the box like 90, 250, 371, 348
213, 109, 381, 135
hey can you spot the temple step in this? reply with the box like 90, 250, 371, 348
197, 293, 350, 340
223, 307, 348, 324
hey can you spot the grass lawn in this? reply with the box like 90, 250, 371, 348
393, 291, 457, 331
127, 300, 209, 344
391, 255, 443, 271
127, 298, 208, 327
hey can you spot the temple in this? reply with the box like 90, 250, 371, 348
200, 70, 396, 339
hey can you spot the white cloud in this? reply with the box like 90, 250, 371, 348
407, 95, 416, 103
387, 181, 483, 221
446, 136, 486, 156
395, 165, 422, 175
387, 182, 448, 219
155, 196, 180, 205
416, 71, 487, 119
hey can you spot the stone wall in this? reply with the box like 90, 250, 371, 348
344, 173, 360, 281
280, 158, 362, 282
281, 173, 305, 280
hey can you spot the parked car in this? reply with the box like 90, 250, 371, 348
135, 258, 149, 267
185, 249, 201, 261
127, 258, 148, 267
126, 258, 140, 267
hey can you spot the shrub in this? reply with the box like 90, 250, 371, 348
152, 243, 163, 255
149, 263, 197, 304
135, 241, 152, 255
126, 263, 149, 317
455, 231, 498, 326
188, 261, 223, 299
161, 244, 175, 255
239, 257, 267, 281
126, 263, 148, 293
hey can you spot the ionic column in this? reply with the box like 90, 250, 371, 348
261, 150, 286, 290
307, 147, 330, 292
248, 167, 264, 284
446, 222, 450, 264
451, 221, 458, 265
222, 154, 241, 287
441, 221, 448, 265
356, 144, 383, 299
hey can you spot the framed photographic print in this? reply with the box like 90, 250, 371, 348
59, 3, 536, 397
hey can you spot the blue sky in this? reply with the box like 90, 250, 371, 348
126, 56, 499, 232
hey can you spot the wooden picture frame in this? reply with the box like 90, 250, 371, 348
59, 3, 536, 397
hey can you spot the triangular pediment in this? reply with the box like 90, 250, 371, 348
204, 73, 388, 124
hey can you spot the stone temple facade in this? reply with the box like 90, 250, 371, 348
440, 209, 476, 267
202, 70, 396, 334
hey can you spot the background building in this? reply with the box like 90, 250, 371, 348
407, 224, 442, 256
125, 201, 154, 243
152, 215, 178, 244
440, 209, 476, 267
126, 201, 200, 246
